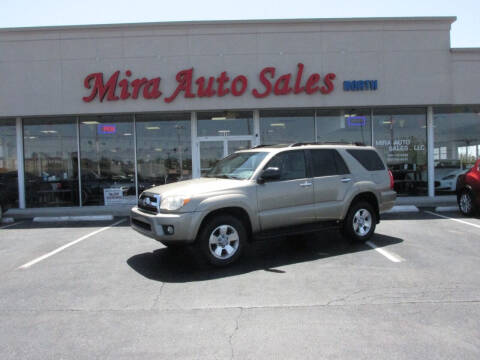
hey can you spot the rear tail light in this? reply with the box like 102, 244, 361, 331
388, 169, 394, 190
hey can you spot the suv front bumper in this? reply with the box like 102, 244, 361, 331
130, 206, 203, 244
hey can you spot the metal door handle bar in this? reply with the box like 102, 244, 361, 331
299, 182, 312, 187
341, 178, 352, 183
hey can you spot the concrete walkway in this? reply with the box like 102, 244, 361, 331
2, 196, 457, 221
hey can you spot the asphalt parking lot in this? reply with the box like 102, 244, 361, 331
0, 209, 479, 359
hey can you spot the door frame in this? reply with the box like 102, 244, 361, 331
195, 135, 255, 176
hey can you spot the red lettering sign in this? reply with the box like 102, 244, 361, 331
82, 63, 336, 103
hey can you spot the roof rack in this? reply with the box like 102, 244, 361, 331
289, 141, 366, 147
251, 144, 292, 149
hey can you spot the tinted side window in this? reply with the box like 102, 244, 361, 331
310, 150, 337, 177
310, 149, 350, 176
347, 149, 385, 171
265, 151, 306, 180
334, 151, 350, 175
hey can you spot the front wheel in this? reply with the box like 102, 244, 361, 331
197, 215, 246, 266
343, 201, 376, 243
458, 190, 476, 216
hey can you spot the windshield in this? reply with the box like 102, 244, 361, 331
205, 152, 268, 180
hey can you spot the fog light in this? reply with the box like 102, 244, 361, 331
163, 225, 174, 235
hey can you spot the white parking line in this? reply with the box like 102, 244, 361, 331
18, 218, 127, 269
366, 240, 405, 263
425, 210, 480, 229
0, 221, 25, 230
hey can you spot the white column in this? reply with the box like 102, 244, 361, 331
133, 113, 138, 198
427, 106, 435, 197
191, 112, 200, 178
370, 108, 374, 147
76, 116, 82, 206
253, 110, 260, 146
16, 117, 25, 209
339, 109, 345, 129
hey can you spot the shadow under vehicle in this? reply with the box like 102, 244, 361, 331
127, 232, 403, 283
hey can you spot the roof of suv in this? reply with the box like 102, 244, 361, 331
242, 142, 376, 152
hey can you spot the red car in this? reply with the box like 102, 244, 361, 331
456, 159, 480, 216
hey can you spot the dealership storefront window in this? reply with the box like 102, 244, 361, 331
260, 109, 315, 144
136, 112, 191, 192
316, 108, 372, 145
0, 119, 18, 210
197, 111, 253, 137
373, 108, 427, 196
23, 117, 79, 207
79, 115, 135, 206
4, 104, 480, 210
434, 105, 480, 194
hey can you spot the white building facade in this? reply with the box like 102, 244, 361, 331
0, 17, 479, 210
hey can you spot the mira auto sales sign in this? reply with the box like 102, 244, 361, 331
82, 63, 336, 103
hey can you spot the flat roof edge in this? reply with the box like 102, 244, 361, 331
0, 16, 457, 32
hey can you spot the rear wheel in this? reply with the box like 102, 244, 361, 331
343, 201, 376, 243
458, 190, 476, 216
197, 215, 246, 266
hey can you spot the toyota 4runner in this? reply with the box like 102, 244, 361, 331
131, 143, 396, 266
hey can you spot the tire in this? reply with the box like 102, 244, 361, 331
196, 215, 246, 267
342, 201, 376, 243
458, 190, 476, 216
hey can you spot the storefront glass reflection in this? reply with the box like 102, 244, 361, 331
434, 106, 480, 194
0, 119, 18, 210
316, 108, 371, 145
373, 108, 427, 196
23, 117, 79, 207
80, 115, 135, 206
197, 111, 253, 136
136, 113, 191, 192
260, 109, 315, 144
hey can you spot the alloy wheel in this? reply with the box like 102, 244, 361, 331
353, 208, 372, 237
208, 225, 240, 260
459, 193, 472, 214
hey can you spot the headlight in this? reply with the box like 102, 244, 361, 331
160, 195, 191, 211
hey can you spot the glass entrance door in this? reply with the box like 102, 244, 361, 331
198, 138, 253, 176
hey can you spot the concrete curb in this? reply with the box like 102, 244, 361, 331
33, 215, 114, 222
434, 206, 459, 212
385, 205, 419, 213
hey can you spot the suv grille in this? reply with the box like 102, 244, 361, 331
138, 193, 161, 214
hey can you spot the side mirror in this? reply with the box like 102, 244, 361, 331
258, 167, 281, 183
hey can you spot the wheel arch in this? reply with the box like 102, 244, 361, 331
457, 184, 473, 199
196, 207, 253, 243
347, 192, 380, 223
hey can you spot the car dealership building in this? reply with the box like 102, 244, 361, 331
0, 16, 479, 213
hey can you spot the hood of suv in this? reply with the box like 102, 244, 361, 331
143, 177, 250, 197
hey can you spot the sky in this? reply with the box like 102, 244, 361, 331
0, 0, 479, 48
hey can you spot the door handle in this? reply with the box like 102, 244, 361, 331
341, 178, 352, 183
299, 181, 312, 187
